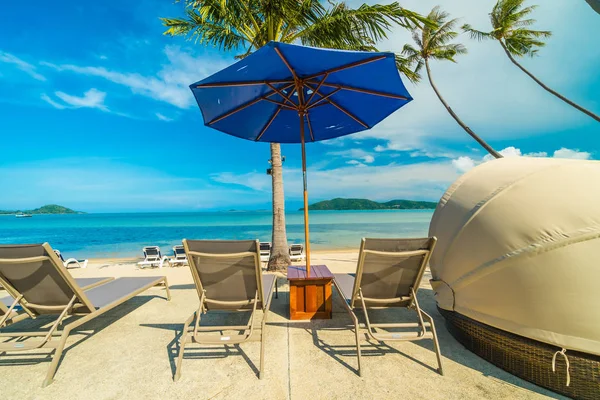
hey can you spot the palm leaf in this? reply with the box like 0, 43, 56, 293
395, 54, 421, 83
461, 24, 492, 41
464, 0, 551, 57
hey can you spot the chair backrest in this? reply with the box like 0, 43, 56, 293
143, 246, 161, 260
0, 243, 95, 314
173, 245, 186, 259
183, 239, 264, 310
289, 244, 303, 255
350, 237, 437, 309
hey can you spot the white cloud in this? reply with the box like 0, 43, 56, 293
41, 46, 228, 109
525, 151, 549, 157
41, 89, 135, 118
211, 171, 271, 191
41, 93, 66, 109
363, 155, 375, 163
0, 51, 46, 81
211, 160, 460, 202
327, 148, 375, 164
346, 160, 367, 167
553, 148, 591, 160
341, 0, 600, 154
54, 88, 108, 111
482, 146, 532, 161
0, 158, 264, 212
156, 112, 173, 122
452, 156, 476, 173
453, 146, 593, 172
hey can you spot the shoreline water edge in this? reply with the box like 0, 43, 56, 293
0, 209, 433, 259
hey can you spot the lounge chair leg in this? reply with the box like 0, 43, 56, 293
42, 327, 71, 388
259, 330, 265, 379
163, 277, 172, 301
174, 312, 194, 382
259, 306, 269, 379
353, 315, 362, 377
429, 319, 444, 376
421, 311, 444, 376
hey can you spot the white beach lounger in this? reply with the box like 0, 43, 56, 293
137, 246, 168, 269
169, 245, 188, 267
289, 244, 305, 262
53, 249, 88, 269
259, 242, 271, 263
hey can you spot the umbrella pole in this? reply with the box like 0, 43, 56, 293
299, 111, 311, 277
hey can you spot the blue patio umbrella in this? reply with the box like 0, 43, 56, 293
190, 41, 412, 276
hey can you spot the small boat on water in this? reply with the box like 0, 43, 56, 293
15, 213, 32, 218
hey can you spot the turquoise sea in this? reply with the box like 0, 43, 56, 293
0, 210, 434, 259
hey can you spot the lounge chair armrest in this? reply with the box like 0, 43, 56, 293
64, 258, 88, 269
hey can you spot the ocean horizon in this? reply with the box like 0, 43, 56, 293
0, 210, 433, 259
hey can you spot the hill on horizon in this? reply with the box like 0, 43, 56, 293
300, 198, 438, 211
0, 204, 82, 215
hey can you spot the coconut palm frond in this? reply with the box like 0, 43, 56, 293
161, 0, 259, 50
429, 44, 467, 62
463, 0, 600, 122
402, 6, 502, 158
292, 2, 428, 49
469, 0, 552, 56
408, 6, 466, 63
461, 24, 493, 41
395, 54, 421, 83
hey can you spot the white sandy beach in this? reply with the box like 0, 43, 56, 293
0, 250, 562, 400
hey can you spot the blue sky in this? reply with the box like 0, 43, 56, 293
0, 0, 598, 212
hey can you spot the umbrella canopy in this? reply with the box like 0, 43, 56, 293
190, 41, 413, 275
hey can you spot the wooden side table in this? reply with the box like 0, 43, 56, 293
287, 265, 333, 320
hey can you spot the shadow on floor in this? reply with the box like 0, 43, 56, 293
410, 288, 564, 398
0, 295, 161, 374
268, 284, 561, 398
141, 311, 261, 379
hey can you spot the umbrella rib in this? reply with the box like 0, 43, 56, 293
255, 106, 282, 141
262, 97, 297, 110
208, 89, 278, 125
196, 79, 293, 88
302, 55, 386, 81
266, 82, 298, 107
325, 98, 369, 128
305, 87, 342, 110
305, 112, 315, 142
305, 73, 328, 106
274, 48, 298, 80
306, 81, 408, 100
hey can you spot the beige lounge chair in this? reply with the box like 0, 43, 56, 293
176, 239, 277, 381
1, 277, 114, 326
0, 243, 171, 387
333, 237, 444, 376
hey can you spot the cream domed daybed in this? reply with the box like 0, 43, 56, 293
429, 156, 600, 399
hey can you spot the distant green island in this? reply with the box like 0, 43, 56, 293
301, 198, 438, 211
0, 204, 83, 215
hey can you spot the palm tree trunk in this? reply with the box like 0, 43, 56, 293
499, 41, 600, 123
268, 143, 290, 271
266, 21, 290, 272
424, 59, 503, 158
